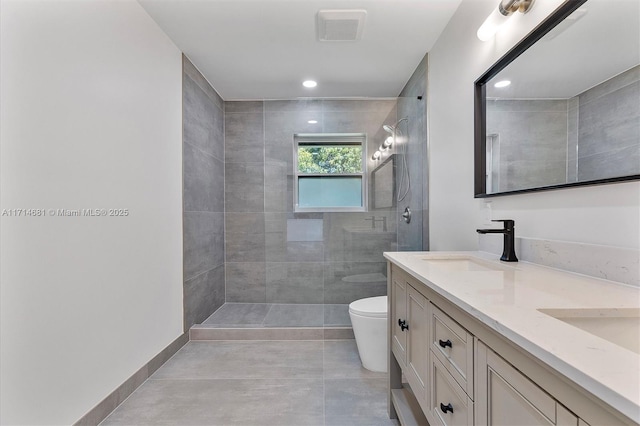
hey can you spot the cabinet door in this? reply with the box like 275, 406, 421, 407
391, 272, 408, 367
406, 285, 430, 411
476, 342, 578, 426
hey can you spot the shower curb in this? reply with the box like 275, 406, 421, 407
189, 326, 354, 340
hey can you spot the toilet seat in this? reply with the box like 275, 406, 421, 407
349, 296, 387, 318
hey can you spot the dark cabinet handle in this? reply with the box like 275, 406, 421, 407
439, 339, 452, 349
440, 402, 454, 414
398, 319, 409, 331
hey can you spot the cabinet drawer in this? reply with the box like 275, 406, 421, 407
428, 353, 473, 426
431, 304, 474, 397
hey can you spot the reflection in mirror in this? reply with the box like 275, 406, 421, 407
476, 0, 640, 196
371, 154, 396, 209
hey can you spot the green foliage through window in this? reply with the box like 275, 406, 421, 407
298, 145, 362, 174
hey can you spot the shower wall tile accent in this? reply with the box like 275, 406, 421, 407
398, 53, 428, 251
479, 235, 640, 287
182, 55, 225, 330
224, 99, 404, 304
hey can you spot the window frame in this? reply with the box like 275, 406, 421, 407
293, 133, 368, 213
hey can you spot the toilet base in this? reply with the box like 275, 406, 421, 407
349, 312, 388, 373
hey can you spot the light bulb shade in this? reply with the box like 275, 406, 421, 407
477, 7, 510, 41
372, 151, 381, 160
383, 136, 394, 148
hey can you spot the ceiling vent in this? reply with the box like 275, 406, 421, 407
316, 9, 367, 42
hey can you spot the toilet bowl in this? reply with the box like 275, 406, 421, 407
349, 295, 388, 373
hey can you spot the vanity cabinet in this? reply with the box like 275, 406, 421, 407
476, 341, 578, 426
387, 260, 629, 426
390, 267, 430, 413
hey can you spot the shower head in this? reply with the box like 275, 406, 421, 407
383, 117, 408, 134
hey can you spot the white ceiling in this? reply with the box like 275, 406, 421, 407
138, 0, 463, 100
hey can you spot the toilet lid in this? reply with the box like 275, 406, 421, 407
349, 296, 387, 318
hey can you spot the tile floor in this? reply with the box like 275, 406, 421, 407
201, 303, 352, 328
101, 339, 397, 426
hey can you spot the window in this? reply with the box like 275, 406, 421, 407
294, 133, 367, 212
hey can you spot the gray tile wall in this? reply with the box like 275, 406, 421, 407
487, 99, 569, 192
576, 65, 640, 181
183, 56, 225, 330
224, 99, 401, 304
397, 53, 428, 251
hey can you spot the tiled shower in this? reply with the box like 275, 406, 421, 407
183, 55, 428, 330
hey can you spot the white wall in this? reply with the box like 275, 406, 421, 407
428, 0, 640, 251
0, 1, 183, 424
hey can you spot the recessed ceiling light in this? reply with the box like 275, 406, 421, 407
308, 120, 318, 124
303, 80, 318, 88
494, 80, 511, 88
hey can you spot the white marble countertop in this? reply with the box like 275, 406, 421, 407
384, 251, 640, 423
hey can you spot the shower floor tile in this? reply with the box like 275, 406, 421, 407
202, 303, 270, 326
264, 304, 324, 327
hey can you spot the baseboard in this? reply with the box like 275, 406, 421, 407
73, 332, 189, 426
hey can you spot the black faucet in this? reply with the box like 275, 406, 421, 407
476, 219, 518, 262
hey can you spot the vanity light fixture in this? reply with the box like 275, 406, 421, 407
494, 80, 511, 88
302, 80, 318, 88
372, 150, 381, 160
477, 0, 535, 41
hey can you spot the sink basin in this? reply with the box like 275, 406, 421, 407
415, 254, 510, 272
539, 308, 640, 355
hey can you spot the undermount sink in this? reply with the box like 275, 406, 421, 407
415, 254, 511, 272
539, 308, 640, 355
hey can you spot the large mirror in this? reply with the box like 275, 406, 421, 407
475, 0, 640, 197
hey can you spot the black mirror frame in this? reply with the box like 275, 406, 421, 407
474, 0, 640, 198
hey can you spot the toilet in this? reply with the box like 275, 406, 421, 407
349, 295, 388, 373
